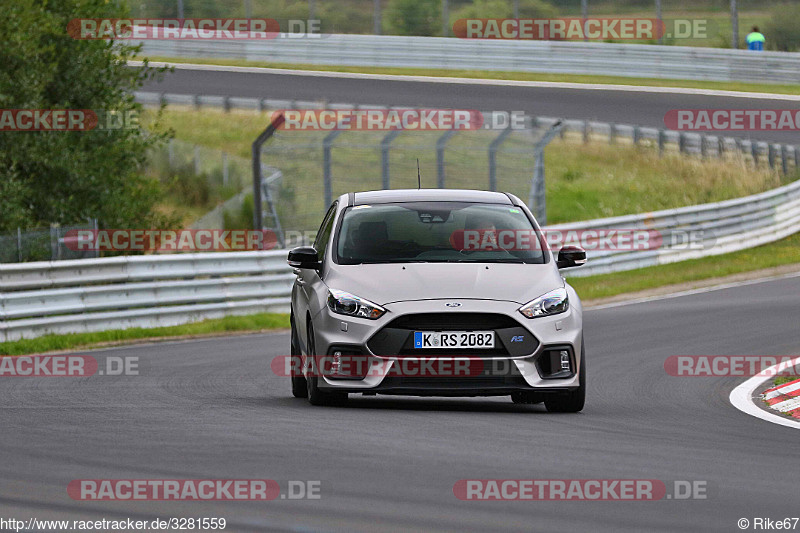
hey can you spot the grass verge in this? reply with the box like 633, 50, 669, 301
0, 313, 289, 356
773, 376, 799, 387
145, 56, 800, 96
144, 107, 792, 229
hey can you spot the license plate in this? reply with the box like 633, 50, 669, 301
413, 331, 494, 349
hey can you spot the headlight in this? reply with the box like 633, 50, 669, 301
327, 289, 386, 319
518, 287, 569, 318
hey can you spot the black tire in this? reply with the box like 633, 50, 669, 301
290, 314, 307, 398
306, 321, 347, 406
510, 392, 543, 404
544, 341, 586, 413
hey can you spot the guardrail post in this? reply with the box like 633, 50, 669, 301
488, 125, 513, 192
583, 121, 590, 143
193, 94, 201, 111
658, 129, 665, 156
678, 132, 686, 154
781, 145, 788, 175
718, 137, 726, 158
700, 135, 707, 159
436, 130, 458, 188
224, 96, 231, 112
768, 144, 776, 170
751, 141, 758, 166
633, 126, 641, 146
380, 129, 403, 190
609, 123, 616, 144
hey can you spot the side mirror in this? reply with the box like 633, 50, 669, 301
288, 246, 321, 270
556, 245, 587, 269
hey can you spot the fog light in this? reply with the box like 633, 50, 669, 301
331, 351, 343, 374
560, 350, 570, 371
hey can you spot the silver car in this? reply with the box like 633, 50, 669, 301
288, 189, 587, 412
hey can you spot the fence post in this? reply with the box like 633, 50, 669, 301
252, 113, 286, 230
380, 129, 403, 190
50, 225, 58, 261
222, 151, 229, 186
488, 125, 513, 192
323, 130, 344, 207
194, 145, 201, 175
528, 120, 564, 226
436, 130, 458, 188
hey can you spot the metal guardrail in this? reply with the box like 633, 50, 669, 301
2, 178, 799, 341
136, 34, 800, 84
0, 252, 292, 342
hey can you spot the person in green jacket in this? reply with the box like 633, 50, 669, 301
746, 26, 765, 51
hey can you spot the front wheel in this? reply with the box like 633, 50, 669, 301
290, 314, 307, 398
306, 321, 347, 406
544, 341, 586, 413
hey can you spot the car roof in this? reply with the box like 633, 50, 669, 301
349, 189, 514, 205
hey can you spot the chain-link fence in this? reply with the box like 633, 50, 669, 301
0, 222, 98, 263
260, 126, 541, 239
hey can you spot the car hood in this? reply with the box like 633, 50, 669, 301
323, 262, 563, 306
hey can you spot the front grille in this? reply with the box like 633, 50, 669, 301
367, 312, 538, 357
387, 313, 521, 331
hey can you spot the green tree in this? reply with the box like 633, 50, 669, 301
383, 0, 440, 36
765, 4, 800, 51
0, 0, 174, 232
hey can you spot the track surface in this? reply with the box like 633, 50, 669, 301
2, 276, 799, 531
142, 67, 800, 144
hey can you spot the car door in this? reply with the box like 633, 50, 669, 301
293, 202, 337, 346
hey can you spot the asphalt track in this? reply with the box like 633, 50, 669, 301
142, 66, 800, 144
2, 275, 799, 532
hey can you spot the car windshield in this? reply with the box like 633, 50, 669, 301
335, 201, 546, 264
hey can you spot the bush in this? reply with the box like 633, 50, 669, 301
764, 5, 800, 51
383, 0, 441, 36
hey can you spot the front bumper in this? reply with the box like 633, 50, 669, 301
309, 298, 583, 396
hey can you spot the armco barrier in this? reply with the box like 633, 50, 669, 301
0, 251, 293, 342
1, 180, 800, 341
136, 34, 800, 84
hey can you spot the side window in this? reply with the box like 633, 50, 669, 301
314, 203, 337, 259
